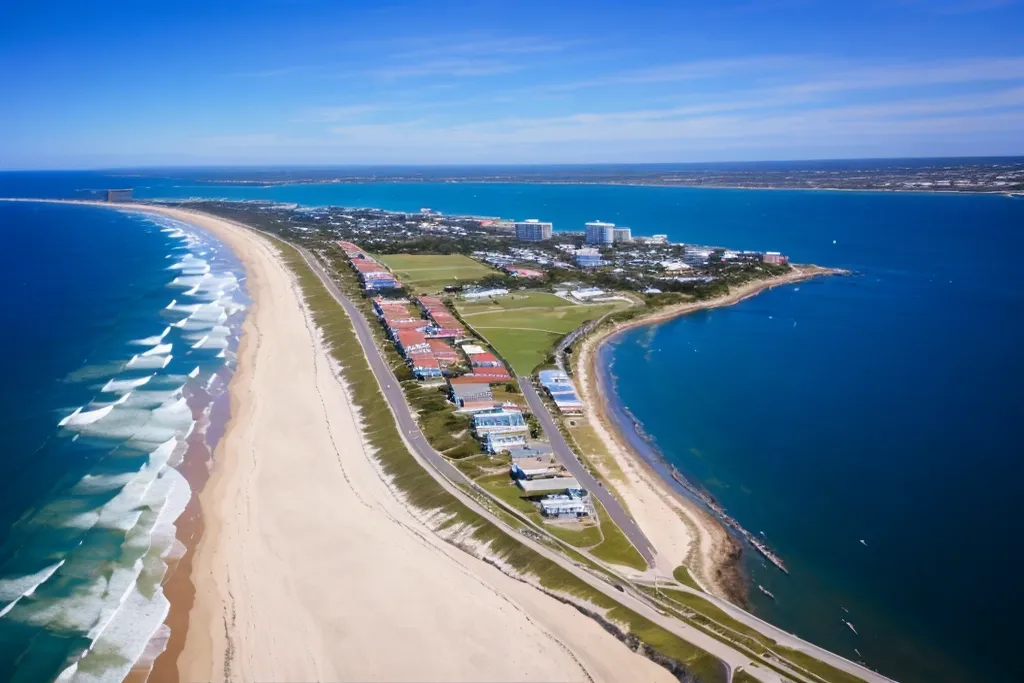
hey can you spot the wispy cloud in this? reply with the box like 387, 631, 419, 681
300, 104, 380, 123
233, 66, 306, 78
371, 58, 525, 79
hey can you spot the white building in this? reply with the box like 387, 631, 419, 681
612, 227, 633, 244
514, 219, 553, 241
575, 248, 604, 268
539, 494, 590, 518
585, 221, 616, 245
462, 288, 509, 301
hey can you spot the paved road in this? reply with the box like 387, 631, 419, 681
516, 375, 656, 564
293, 243, 894, 683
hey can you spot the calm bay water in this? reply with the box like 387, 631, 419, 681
1, 170, 1022, 682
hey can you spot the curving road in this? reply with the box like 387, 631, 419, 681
516, 374, 656, 564
292, 243, 894, 683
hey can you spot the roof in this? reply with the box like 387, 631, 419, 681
517, 477, 582, 493
512, 455, 556, 471
506, 443, 554, 459
538, 369, 571, 384
461, 344, 487, 355
450, 375, 490, 385
470, 353, 501, 364
396, 330, 428, 347
450, 382, 491, 399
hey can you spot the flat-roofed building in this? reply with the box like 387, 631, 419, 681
612, 227, 633, 244
473, 409, 527, 435
585, 221, 615, 245
514, 219, 553, 242
575, 248, 603, 268
469, 352, 503, 368
484, 432, 527, 453
516, 477, 582, 494
450, 381, 492, 406
763, 251, 788, 265
539, 494, 590, 518
510, 455, 560, 480
506, 442, 554, 460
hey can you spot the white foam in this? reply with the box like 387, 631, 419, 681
142, 343, 173, 357
130, 327, 170, 346
0, 559, 67, 618
101, 375, 152, 393
59, 405, 114, 427
126, 354, 172, 370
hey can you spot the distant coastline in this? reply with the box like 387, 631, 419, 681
164, 177, 1024, 196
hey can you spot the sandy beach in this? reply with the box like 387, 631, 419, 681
573, 266, 840, 599
109, 206, 680, 683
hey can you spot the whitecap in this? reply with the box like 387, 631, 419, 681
142, 343, 173, 357
130, 327, 170, 346
101, 375, 152, 393
59, 405, 114, 427
126, 354, 172, 370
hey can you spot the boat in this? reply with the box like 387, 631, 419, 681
843, 620, 858, 635
758, 585, 776, 600
860, 539, 868, 547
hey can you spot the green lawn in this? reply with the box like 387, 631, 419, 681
458, 291, 571, 314
457, 296, 624, 374
590, 500, 648, 571
376, 253, 497, 293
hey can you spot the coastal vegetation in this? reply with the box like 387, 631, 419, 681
270, 237, 729, 683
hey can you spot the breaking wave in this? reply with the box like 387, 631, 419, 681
0, 210, 248, 683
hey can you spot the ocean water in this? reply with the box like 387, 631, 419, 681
0, 200, 246, 682
1, 170, 1021, 682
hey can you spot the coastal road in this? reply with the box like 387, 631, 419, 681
516, 374, 656, 565
288, 240, 894, 683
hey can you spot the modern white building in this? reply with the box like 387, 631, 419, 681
473, 409, 528, 435
585, 221, 616, 245
539, 494, 591, 518
575, 248, 604, 268
514, 219, 553, 241
612, 227, 633, 244
462, 288, 509, 301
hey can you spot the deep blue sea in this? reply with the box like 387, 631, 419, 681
0, 198, 246, 681
1, 169, 1022, 683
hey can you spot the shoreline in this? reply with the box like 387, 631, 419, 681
95, 202, 682, 682
158, 177, 1022, 197
572, 266, 842, 600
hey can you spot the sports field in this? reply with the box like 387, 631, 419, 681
376, 253, 497, 293
456, 291, 626, 374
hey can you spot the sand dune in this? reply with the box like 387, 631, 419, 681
130, 207, 676, 683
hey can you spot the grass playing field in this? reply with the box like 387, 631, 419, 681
456, 291, 626, 374
376, 253, 497, 293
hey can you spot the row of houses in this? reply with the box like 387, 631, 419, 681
338, 241, 402, 291
538, 369, 584, 416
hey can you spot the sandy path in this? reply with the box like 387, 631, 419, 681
129, 208, 677, 683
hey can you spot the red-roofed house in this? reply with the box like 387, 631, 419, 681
506, 266, 544, 278
469, 352, 503, 368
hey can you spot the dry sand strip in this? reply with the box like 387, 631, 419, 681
132, 207, 678, 683
573, 268, 840, 596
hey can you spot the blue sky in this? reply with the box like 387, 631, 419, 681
2, 0, 1023, 168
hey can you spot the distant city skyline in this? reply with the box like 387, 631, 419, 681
3, 0, 1024, 169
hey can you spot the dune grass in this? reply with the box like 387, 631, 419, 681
272, 240, 726, 683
